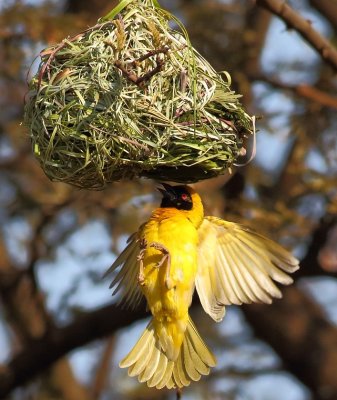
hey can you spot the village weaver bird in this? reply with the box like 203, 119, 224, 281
105, 184, 299, 389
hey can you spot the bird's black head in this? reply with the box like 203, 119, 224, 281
158, 183, 193, 210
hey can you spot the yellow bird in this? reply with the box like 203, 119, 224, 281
105, 184, 299, 389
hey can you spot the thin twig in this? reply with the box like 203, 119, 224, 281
135, 57, 165, 85
115, 56, 165, 87
135, 46, 169, 63
255, 0, 337, 71
92, 336, 115, 399
253, 72, 337, 109
114, 47, 169, 87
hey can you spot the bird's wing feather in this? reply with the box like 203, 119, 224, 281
196, 216, 300, 322
103, 231, 143, 309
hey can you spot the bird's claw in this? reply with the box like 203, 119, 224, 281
149, 242, 173, 289
137, 240, 173, 289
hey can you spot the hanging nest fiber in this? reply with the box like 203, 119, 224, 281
24, 0, 254, 189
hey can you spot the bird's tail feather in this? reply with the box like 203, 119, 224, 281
119, 315, 216, 389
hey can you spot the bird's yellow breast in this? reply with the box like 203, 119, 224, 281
141, 209, 199, 322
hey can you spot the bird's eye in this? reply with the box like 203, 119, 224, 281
181, 193, 188, 201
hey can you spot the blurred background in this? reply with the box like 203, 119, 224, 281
1, 0, 337, 399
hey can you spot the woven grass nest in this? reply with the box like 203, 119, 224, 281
25, 0, 255, 189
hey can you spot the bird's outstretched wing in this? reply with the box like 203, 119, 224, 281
196, 216, 300, 322
104, 231, 143, 309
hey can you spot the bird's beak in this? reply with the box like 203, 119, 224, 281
157, 183, 176, 201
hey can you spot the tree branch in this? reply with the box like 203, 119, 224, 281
296, 214, 337, 278
0, 304, 147, 398
91, 336, 115, 399
243, 287, 337, 400
255, 0, 337, 71
1, 210, 336, 398
0, 204, 92, 400
253, 72, 337, 109
308, 0, 337, 31
243, 213, 337, 400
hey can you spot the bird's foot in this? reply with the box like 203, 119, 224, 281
148, 242, 173, 290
